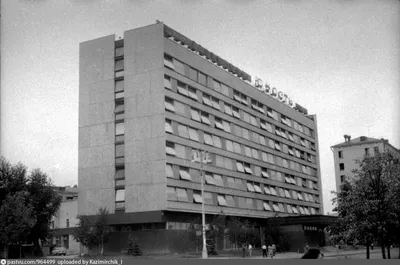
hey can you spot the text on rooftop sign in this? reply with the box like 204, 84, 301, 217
254, 77, 295, 108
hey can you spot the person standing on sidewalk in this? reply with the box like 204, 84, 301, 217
262, 244, 267, 258
242, 243, 246, 258
272, 243, 276, 257
248, 244, 252, 257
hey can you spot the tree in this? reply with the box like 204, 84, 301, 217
74, 207, 111, 255
329, 152, 400, 259
26, 169, 62, 256
0, 157, 61, 257
0, 192, 36, 259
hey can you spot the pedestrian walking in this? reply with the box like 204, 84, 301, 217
242, 243, 246, 258
272, 243, 276, 257
304, 243, 309, 253
262, 244, 267, 258
248, 244, 252, 257
268, 244, 274, 258
371, 243, 374, 250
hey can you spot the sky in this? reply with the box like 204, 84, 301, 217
1, 0, 399, 214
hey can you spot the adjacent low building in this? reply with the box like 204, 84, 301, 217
50, 186, 80, 255
331, 135, 400, 193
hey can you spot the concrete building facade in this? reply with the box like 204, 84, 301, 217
78, 22, 326, 252
331, 135, 400, 193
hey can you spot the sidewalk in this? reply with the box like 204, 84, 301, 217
209, 248, 384, 259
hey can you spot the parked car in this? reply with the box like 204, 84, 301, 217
51, 247, 67, 256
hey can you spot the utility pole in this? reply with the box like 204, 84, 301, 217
191, 149, 211, 259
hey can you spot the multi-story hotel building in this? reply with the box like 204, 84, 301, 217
79, 21, 326, 252
331, 135, 400, 193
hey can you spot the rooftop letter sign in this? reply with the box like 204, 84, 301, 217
254, 77, 308, 115
254, 77, 295, 108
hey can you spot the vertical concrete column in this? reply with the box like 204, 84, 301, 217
78, 35, 116, 215
123, 23, 167, 213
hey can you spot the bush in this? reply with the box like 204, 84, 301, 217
127, 235, 142, 256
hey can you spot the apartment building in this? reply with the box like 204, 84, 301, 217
331, 135, 400, 193
78, 21, 326, 252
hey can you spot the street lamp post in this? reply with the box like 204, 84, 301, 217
192, 149, 210, 259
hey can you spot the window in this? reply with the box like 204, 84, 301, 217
203, 133, 213, 146
365, 148, 369, 156
226, 140, 234, 152
284, 190, 291, 198
176, 188, 188, 202
115, 122, 124, 140
221, 83, 230, 96
179, 168, 191, 181
272, 204, 280, 212
233, 142, 241, 154
225, 195, 235, 207
166, 164, 174, 179
66, 219, 69, 228
340, 175, 345, 182
233, 90, 241, 102
243, 163, 253, 175
224, 104, 233, 116
188, 128, 199, 141
261, 169, 269, 178
164, 76, 171, 90
167, 187, 178, 201
213, 80, 222, 92
178, 124, 189, 138
203, 93, 212, 106
115, 80, 124, 92
297, 192, 304, 201
252, 149, 259, 160
338, 151, 343, 158
205, 173, 216, 185
115, 189, 125, 208
254, 184, 262, 193
115, 101, 124, 113
199, 72, 207, 86
270, 187, 277, 196
115, 179, 125, 186
115, 59, 124, 72
236, 162, 245, 173
374, 147, 379, 154
190, 108, 201, 122
115, 143, 124, 158
213, 135, 222, 148
223, 121, 231, 133
203, 192, 213, 205
189, 67, 198, 81
164, 97, 175, 112
263, 202, 272, 211
217, 195, 227, 206
177, 81, 188, 96
242, 128, 249, 139
188, 86, 198, 100
166, 142, 176, 156
212, 97, 220, 110
339, 163, 345, 171
193, 192, 203, 204
274, 141, 281, 151
200, 112, 210, 125
245, 146, 252, 157
214, 174, 224, 187
164, 55, 174, 69
173, 59, 185, 75
232, 107, 240, 119
250, 115, 257, 126
215, 118, 224, 130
